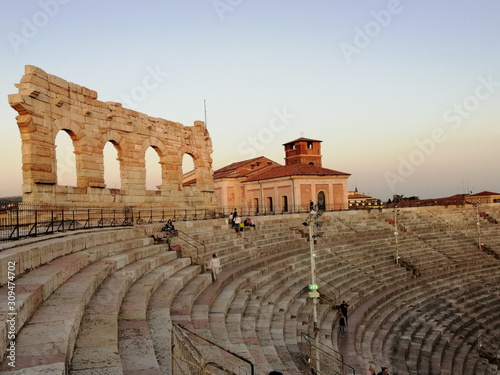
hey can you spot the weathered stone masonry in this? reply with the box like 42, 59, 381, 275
9, 65, 216, 208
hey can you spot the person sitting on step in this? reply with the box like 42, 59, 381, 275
244, 217, 256, 229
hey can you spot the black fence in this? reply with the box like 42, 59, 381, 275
0, 197, 476, 243
0, 203, 222, 243
0, 201, 345, 243
0, 202, 320, 243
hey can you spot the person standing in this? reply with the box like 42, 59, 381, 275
377, 367, 389, 375
209, 254, 221, 282
234, 216, 242, 234
232, 208, 238, 228
340, 300, 349, 326
339, 314, 346, 337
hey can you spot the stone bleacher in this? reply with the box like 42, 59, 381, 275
0, 204, 499, 374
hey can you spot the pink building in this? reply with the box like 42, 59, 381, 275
214, 138, 350, 214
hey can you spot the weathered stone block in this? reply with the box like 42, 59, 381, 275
11, 65, 216, 209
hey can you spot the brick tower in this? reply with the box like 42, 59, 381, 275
283, 138, 322, 167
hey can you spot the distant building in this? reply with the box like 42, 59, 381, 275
213, 138, 350, 214
348, 189, 382, 209
386, 191, 500, 208
466, 191, 500, 204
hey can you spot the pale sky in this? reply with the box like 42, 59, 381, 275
1, 0, 499, 201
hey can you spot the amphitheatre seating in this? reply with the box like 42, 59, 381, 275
1, 204, 500, 374
0, 227, 199, 374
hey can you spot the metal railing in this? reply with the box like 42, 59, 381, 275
315, 275, 341, 307
172, 323, 254, 375
174, 229, 206, 265
0, 205, 136, 243
0, 202, 345, 243
300, 333, 355, 375
4, 199, 481, 243
478, 334, 500, 366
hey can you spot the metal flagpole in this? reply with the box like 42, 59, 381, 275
204, 99, 207, 128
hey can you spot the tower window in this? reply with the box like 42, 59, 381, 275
307, 141, 313, 149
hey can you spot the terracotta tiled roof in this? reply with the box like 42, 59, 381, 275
245, 163, 350, 182
469, 191, 500, 197
283, 137, 322, 145
213, 157, 262, 176
349, 192, 372, 199
213, 156, 280, 179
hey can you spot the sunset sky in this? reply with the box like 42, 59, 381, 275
1, 0, 499, 200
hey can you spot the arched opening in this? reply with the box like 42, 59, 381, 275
145, 146, 162, 190
317, 191, 326, 211
55, 130, 76, 186
103, 141, 121, 189
281, 195, 288, 212
266, 197, 273, 213
253, 198, 259, 214
182, 153, 196, 188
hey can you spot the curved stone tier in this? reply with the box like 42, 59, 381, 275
0, 204, 499, 374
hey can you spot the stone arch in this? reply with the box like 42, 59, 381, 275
140, 136, 168, 156
53, 117, 84, 139
178, 145, 200, 190
54, 129, 77, 186
97, 130, 126, 189
140, 137, 168, 190
53, 118, 85, 186
10, 66, 216, 208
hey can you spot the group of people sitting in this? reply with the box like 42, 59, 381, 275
228, 209, 256, 233
160, 219, 177, 235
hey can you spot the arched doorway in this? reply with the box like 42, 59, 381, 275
317, 191, 326, 211
253, 198, 259, 214
145, 146, 161, 190
281, 196, 288, 212
55, 130, 76, 186
266, 197, 273, 213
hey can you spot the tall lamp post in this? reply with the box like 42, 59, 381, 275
393, 205, 400, 263
302, 209, 323, 373
476, 199, 481, 249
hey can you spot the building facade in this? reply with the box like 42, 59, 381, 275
214, 138, 350, 214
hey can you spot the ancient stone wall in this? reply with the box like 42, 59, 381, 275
8, 65, 216, 209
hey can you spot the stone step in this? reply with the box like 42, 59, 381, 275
118, 257, 191, 375
0, 237, 157, 360
147, 265, 202, 375
68, 251, 176, 374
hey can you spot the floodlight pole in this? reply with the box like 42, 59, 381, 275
476, 199, 481, 249
308, 216, 318, 325
394, 206, 399, 264
307, 212, 320, 373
